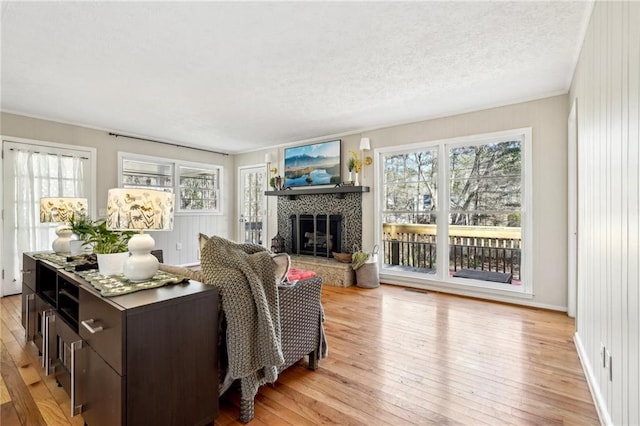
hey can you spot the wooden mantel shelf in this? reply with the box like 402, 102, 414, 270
265, 185, 370, 199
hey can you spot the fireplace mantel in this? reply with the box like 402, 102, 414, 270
265, 185, 369, 200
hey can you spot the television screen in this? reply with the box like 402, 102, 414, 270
284, 140, 341, 188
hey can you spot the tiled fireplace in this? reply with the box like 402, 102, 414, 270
276, 192, 363, 257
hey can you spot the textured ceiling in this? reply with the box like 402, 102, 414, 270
1, 1, 592, 154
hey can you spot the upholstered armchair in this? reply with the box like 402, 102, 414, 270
159, 236, 325, 423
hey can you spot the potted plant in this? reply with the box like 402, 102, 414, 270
84, 219, 135, 275
68, 213, 94, 254
349, 150, 362, 186
347, 157, 355, 182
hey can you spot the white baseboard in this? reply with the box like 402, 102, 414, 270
574, 332, 610, 426
380, 275, 567, 311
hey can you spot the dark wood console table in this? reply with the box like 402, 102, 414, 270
21, 252, 219, 425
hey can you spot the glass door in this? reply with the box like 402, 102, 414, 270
2, 139, 93, 296
238, 165, 267, 246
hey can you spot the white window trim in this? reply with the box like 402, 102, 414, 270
176, 159, 223, 215
117, 152, 223, 215
374, 127, 533, 298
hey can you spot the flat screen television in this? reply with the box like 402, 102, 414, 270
284, 139, 341, 188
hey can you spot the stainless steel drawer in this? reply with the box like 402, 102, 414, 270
78, 287, 124, 375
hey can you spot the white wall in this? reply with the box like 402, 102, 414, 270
1, 112, 235, 265
569, 1, 639, 425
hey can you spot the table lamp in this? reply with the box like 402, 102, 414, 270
107, 188, 174, 282
39, 197, 88, 254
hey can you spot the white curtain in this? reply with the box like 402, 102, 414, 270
12, 149, 85, 280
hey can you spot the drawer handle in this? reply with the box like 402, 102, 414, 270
43, 311, 54, 376
21, 269, 33, 274
81, 319, 104, 334
24, 294, 34, 341
70, 340, 83, 416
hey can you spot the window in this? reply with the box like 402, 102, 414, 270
178, 165, 220, 212
118, 153, 222, 214
378, 128, 531, 294
381, 149, 438, 274
122, 158, 173, 192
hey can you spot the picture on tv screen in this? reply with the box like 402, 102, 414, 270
284, 139, 342, 188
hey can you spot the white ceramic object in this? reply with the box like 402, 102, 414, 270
69, 240, 85, 255
52, 225, 73, 254
123, 233, 159, 282
97, 252, 130, 276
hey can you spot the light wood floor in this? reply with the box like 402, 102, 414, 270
1, 284, 599, 425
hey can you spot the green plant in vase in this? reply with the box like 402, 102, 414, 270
68, 213, 95, 254
84, 219, 136, 276
68, 213, 93, 242
85, 220, 135, 254
347, 157, 356, 183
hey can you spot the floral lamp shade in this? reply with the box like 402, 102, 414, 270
106, 188, 174, 231
39, 197, 88, 253
39, 197, 88, 223
106, 188, 175, 282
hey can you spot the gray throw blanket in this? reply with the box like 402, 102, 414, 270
200, 236, 284, 403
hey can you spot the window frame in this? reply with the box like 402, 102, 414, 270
375, 128, 533, 297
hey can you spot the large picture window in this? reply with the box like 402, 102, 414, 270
377, 128, 531, 294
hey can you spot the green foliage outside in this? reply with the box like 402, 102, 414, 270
382, 140, 522, 228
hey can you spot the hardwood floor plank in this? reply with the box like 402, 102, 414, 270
1, 401, 22, 426
0, 343, 46, 425
1, 283, 599, 425
1, 374, 12, 405
254, 392, 321, 426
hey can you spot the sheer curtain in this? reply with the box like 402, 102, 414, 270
12, 149, 85, 281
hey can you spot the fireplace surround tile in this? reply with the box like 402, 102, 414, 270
276, 192, 363, 256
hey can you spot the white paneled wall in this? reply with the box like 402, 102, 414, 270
570, 1, 639, 425
154, 214, 230, 266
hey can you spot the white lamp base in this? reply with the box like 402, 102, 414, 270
52, 225, 73, 254
123, 233, 159, 282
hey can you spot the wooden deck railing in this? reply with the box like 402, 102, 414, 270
382, 224, 521, 281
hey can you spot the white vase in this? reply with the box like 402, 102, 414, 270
97, 252, 130, 276
123, 233, 159, 282
69, 240, 85, 255
348, 171, 353, 183
354, 172, 359, 186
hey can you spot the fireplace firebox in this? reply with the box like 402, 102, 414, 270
290, 214, 342, 257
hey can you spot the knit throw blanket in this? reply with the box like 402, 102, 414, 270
200, 236, 284, 403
